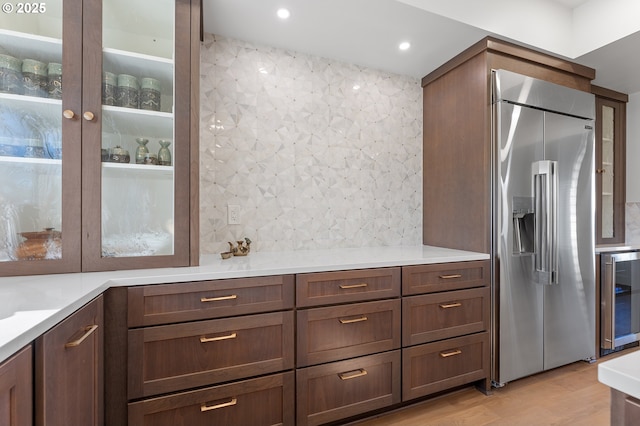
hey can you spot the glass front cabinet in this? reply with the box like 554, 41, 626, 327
594, 87, 627, 246
0, 0, 199, 276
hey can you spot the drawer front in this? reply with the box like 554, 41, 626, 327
128, 311, 294, 398
296, 351, 401, 426
297, 299, 401, 367
129, 372, 295, 426
128, 275, 295, 327
402, 260, 489, 295
402, 332, 490, 401
403, 287, 490, 346
296, 267, 400, 307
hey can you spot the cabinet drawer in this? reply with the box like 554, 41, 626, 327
402, 260, 490, 295
403, 287, 490, 346
402, 332, 489, 401
297, 299, 401, 367
128, 311, 294, 398
129, 372, 295, 426
296, 268, 400, 307
127, 275, 294, 326
297, 351, 401, 426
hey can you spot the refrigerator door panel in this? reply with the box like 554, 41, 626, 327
496, 101, 545, 383
542, 111, 596, 370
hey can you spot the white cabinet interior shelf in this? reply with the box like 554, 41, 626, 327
0, 29, 62, 63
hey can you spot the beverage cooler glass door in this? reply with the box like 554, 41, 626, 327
0, 1, 82, 273
602, 252, 640, 350
100, 0, 175, 258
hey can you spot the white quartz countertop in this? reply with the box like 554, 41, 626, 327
0, 245, 489, 363
598, 350, 640, 400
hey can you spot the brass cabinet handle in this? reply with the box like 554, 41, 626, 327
338, 368, 368, 380
64, 325, 98, 348
439, 274, 462, 279
339, 316, 368, 324
439, 302, 462, 309
339, 283, 368, 289
596, 169, 606, 174
200, 332, 237, 343
201, 294, 238, 302
83, 111, 95, 121
440, 349, 462, 358
200, 397, 237, 412
63, 109, 75, 119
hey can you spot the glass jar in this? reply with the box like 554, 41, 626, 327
0, 54, 22, 94
22, 59, 48, 97
47, 62, 62, 99
139, 77, 161, 111
102, 71, 116, 106
116, 74, 139, 109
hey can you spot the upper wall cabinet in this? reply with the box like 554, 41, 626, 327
593, 86, 627, 246
0, 0, 199, 276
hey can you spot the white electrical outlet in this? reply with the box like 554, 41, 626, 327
228, 205, 241, 224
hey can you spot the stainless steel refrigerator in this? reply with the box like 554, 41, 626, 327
492, 69, 596, 385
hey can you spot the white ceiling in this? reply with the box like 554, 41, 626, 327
203, 0, 640, 94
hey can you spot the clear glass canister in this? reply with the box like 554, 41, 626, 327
0, 54, 23, 94
22, 58, 48, 97
116, 74, 139, 108
102, 71, 116, 105
139, 77, 161, 111
47, 62, 62, 99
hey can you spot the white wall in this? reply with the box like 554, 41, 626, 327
199, 34, 423, 254
625, 92, 640, 243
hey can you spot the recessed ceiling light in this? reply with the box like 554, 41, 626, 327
277, 8, 291, 20
399, 41, 411, 51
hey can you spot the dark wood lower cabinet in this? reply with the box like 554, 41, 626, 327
35, 295, 103, 426
296, 351, 401, 426
402, 332, 490, 401
0, 346, 32, 426
128, 372, 295, 426
611, 388, 640, 426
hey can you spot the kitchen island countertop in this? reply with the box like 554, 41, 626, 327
598, 350, 640, 400
0, 245, 489, 363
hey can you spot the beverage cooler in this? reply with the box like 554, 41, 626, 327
601, 251, 640, 355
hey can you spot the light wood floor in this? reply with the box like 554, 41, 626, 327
351, 348, 639, 426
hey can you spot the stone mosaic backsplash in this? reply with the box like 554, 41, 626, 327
626, 202, 640, 243
199, 34, 423, 254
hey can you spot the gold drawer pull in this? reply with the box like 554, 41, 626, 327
439, 274, 462, 279
339, 283, 368, 289
440, 302, 462, 309
339, 316, 368, 324
338, 368, 368, 380
201, 294, 238, 302
64, 325, 98, 348
201, 397, 237, 412
440, 349, 462, 358
200, 332, 237, 343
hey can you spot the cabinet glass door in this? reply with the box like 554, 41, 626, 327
82, 0, 191, 271
100, 0, 175, 259
0, 1, 82, 274
601, 104, 615, 238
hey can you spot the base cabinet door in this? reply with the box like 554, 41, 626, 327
0, 346, 32, 426
128, 372, 295, 426
296, 351, 401, 426
35, 296, 103, 426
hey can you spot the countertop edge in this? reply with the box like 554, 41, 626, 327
0, 245, 489, 363
598, 350, 640, 400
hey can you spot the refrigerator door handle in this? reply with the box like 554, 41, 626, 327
601, 257, 616, 350
532, 160, 558, 285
